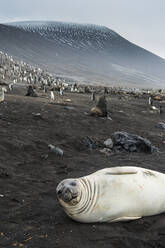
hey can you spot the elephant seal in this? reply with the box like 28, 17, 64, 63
56, 166, 165, 223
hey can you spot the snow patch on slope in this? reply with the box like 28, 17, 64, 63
7, 21, 120, 51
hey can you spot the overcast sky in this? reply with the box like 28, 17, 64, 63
0, 0, 165, 58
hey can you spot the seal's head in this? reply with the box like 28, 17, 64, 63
56, 176, 97, 222
56, 179, 80, 206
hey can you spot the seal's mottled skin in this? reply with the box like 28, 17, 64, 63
56, 167, 165, 223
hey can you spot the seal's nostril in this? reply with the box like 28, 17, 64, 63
57, 189, 63, 195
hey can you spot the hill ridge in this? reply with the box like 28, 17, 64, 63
0, 21, 165, 88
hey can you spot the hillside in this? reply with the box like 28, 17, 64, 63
0, 21, 165, 88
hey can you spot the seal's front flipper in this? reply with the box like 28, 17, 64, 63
110, 216, 142, 222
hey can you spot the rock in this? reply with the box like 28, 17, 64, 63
64, 99, 72, 102
32, 112, 41, 116
107, 116, 113, 121
48, 144, 64, 156
41, 154, 49, 159
111, 131, 158, 153
82, 137, 104, 150
155, 122, 165, 130
83, 137, 97, 150
99, 148, 112, 156
104, 138, 113, 148
32, 112, 43, 120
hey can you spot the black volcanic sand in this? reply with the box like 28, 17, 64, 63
0, 88, 165, 248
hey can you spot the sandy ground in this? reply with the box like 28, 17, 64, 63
0, 87, 165, 248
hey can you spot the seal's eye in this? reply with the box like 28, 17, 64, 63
70, 181, 76, 186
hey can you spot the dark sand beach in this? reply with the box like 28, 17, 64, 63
0, 88, 165, 248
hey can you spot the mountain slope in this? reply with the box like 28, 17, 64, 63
0, 21, 165, 88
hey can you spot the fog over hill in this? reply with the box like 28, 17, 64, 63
0, 21, 165, 88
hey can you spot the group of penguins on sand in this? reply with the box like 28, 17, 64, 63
48, 88, 163, 116
0, 83, 163, 116
0, 82, 105, 117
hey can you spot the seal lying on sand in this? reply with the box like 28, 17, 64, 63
56, 167, 165, 223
